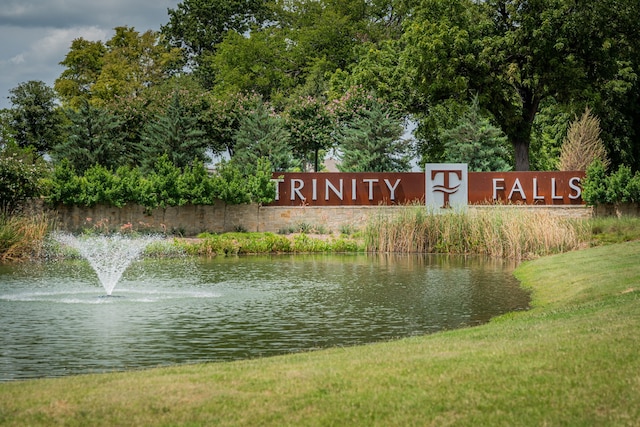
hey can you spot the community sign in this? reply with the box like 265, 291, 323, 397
270, 164, 584, 208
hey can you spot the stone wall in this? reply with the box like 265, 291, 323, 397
50, 201, 593, 236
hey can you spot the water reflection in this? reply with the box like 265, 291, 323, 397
0, 254, 528, 381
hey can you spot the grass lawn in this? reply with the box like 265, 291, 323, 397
1, 242, 639, 426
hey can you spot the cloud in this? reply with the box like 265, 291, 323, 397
0, 0, 179, 108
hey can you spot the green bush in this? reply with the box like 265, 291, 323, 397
45, 156, 277, 209
583, 160, 640, 206
0, 144, 49, 214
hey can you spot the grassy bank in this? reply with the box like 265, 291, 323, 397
1, 241, 639, 426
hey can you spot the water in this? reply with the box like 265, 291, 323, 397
0, 254, 529, 381
53, 233, 161, 295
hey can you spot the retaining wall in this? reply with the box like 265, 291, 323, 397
50, 202, 593, 236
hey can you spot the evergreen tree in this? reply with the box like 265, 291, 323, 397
440, 97, 512, 172
8, 81, 65, 156
337, 100, 412, 172
52, 100, 135, 173
232, 100, 295, 172
142, 92, 207, 169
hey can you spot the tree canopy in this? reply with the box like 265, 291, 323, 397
3, 0, 640, 202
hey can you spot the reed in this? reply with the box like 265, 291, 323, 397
364, 206, 590, 260
0, 212, 53, 261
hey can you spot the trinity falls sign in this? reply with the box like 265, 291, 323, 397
270, 164, 584, 208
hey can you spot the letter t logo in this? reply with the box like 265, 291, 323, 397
425, 164, 468, 209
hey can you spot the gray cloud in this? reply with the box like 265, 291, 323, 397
0, 0, 180, 109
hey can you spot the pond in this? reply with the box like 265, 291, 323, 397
0, 254, 529, 381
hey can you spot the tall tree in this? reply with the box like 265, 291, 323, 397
142, 92, 207, 169
51, 100, 137, 173
55, 27, 182, 108
337, 97, 412, 172
161, 0, 269, 87
404, 0, 640, 170
284, 95, 334, 172
440, 96, 512, 172
54, 38, 106, 108
8, 81, 65, 156
232, 100, 295, 172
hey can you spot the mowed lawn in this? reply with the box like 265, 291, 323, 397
1, 242, 639, 426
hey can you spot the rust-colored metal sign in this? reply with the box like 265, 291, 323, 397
468, 171, 584, 205
269, 169, 585, 206
270, 173, 424, 206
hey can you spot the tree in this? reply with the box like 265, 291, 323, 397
403, 0, 640, 170
232, 100, 296, 172
198, 91, 264, 158
8, 81, 65, 155
54, 38, 106, 108
142, 92, 207, 169
161, 0, 269, 87
51, 100, 138, 173
207, 29, 292, 100
440, 96, 512, 172
92, 27, 182, 105
284, 95, 334, 172
559, 108, 610, 171
55, 27, 182, 108
337, 98, 412, 172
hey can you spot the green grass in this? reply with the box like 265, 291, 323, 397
1, 241, 639, 426
589, 216, 640, 244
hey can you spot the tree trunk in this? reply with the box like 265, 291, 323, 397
514, 139, 530, 171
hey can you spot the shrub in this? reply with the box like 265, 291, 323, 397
46, 156, 277, 209
0, 144, 49, 214
583, 160, 640, 206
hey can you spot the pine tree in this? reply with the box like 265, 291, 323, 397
52, 100, 135, 173
142, 92, 207, 169
232, 100, 295, 172
440, 96, 512, 172
337, 100, 411, 172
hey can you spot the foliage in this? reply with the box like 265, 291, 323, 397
0, 144, 49, 214
142, 92, 208, 170
232, 99, 296, 172
161, 0, 269, 87
212, 157, 276, 205
328, 39, 416, 111
208, 29, 292, 100
558, 107, 610, 171
284, 95, 335, 172
439, 96, 512, 171
54, 38, 106, 108
51, 100, 141, 173
336, 97, 412, 172
45, 156, 277, 209
402, 0, 640, 171
528, 99, 571, 171
582, 160, 640, 206
7, 81, 65, 155
55, 27, 182, 108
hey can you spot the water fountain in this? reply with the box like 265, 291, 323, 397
53, 232, 161, 296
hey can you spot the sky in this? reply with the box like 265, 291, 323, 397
0, 0, 181, 110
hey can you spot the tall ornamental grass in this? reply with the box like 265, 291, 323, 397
0, 213, 52, 261
364, 206, 590, 260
